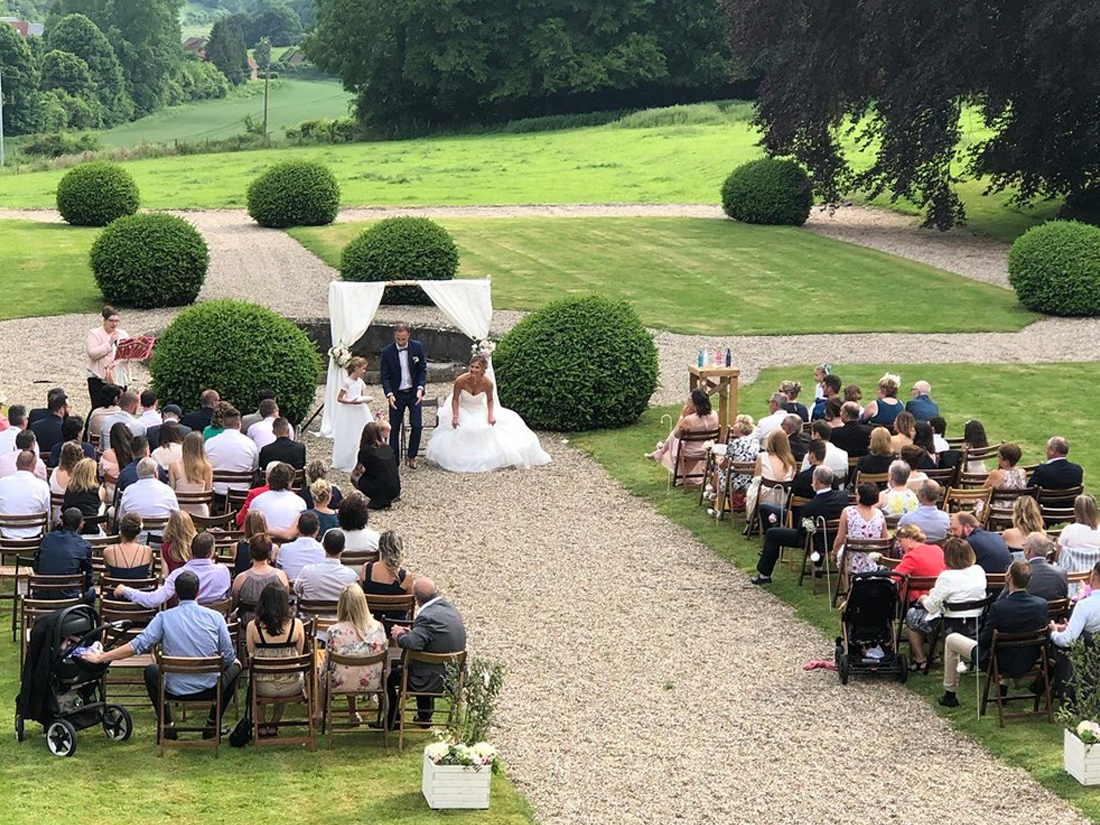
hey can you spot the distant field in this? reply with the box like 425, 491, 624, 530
96, 79, 353, 147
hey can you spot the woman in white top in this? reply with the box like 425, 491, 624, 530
152, 421, 185, 469
85, 305, 129, 412
249, 463, 305, 540
920, 538, 987, 636
336, 491, 381, 552
50, 442, 84, 521
745, 429, 797, 518
1057, 494, 1100, 575
333, 356, 373, 472
878, 460, 920, 516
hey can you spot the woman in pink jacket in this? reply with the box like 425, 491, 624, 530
85, 305, 129, 411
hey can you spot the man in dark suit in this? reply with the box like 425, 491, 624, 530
752, 466, 848, 584
387, 577, 466, 728
1029, 436, 1084, 490
116, 436, 168, 492
940, 560, 1048, 707
379, 323, 428, 469
258, 417, 307, 470
1019, 533, 1068, 601
47, 415, 95, 468
829, 402, 871, 457
34, 508, 94, 604
781, 415, 810, 464
180, 389, 220, 432
146, 405, 191, 449
950, 512, 1012, 575
28, 387, 67, 425
29, 390, 69, 456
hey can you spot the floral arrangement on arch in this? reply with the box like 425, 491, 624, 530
328, 345, 352, 368
471, 339, 496, 359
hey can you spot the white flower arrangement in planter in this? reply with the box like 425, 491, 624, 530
1061, 640, 1100, 784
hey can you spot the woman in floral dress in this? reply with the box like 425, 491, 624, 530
834, 483, 888, 575
711, 415, 759, 510
324, 583, 387, 726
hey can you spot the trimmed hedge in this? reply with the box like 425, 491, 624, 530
720, 157, 813, 226
56, 161, 139, 226
246, 159, 340, 228
1008, 220, 1100, 316
494, 295, 657, 431
150, 300, 322, 425
90, 214, 209, 308
340, 217, 459, 305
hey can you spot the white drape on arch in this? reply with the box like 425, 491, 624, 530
319, 281, 385, 438
418, 279, 495, 380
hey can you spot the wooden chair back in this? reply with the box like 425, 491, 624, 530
250, 652, 316, 751
1037, 485, 1084, 508
191, 512, 237, 532
834, 538, 893, 605
398, 649, 466, 749
100, 575, 158, 593
672, 427, 721, 488
341, 550, 379, 568
100, 598, 159, 634
854, 471, 889, 491
980, 628, 1053, 727
963, 444, 1001, 465
154, 651, 227, 755
1067, 571, 1092, 585
985, 572, 1007, 593
324, 648, 389, 742
957, 470, 990, 488
940, 487, 993, 526
1047, 598, 1072, 622
366, 593, 416, 622
176, 490, 215, 512
28, 572, 86, 597
923, 467, 958, 493
296, 599, 339, 620
0, 512, 48, 537
226, 488, 250, 515
1040, 506, 1076, 528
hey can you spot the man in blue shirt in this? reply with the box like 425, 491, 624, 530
115, 436, 168, 493
34, 508, 94, 603
905, 380, 940, 422
82, 571, 239, 738
897, 480, 950, 541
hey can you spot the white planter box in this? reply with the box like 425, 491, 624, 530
422, 751, 492, 809
1064, 729, 1100, 785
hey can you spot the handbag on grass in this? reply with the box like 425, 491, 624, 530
229, 709, 253, 747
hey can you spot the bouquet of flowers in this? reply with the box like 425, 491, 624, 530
424, 739, 498, 769
471, 339, 496, 359
328, 345, 352, 368
1077, 721, 1100, 745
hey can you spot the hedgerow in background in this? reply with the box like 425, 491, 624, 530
247, 159, 340, 228
720, 157, 813, 226
90, 214, 209, 308
494, 295, 657, 431
340, 217, 458, 305
1008, 220, 1100, 316
150, 300, 321, 424
55, 161, 139, 226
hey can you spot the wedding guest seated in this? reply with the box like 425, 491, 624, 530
962, 419, 990, 473
844, 384, 863, 415
251, 462, 306, 541
180, 389, 220, 433
939, 560, 1047, 708
152, 421, 185, 469
232, 534, 290, 620
33, 507, 94, 603
298, 460, 344, 510
1055, 494, 1100, 576
362, 531, 415, 617
139, 389, 161, 427
0, 430, 46, 479
117, 437, 168, 493
169, 431, 213, 517
889, 411, 916, 454
1016, 533, 1068, 601
355, 421, 401, 509
234, 511, 268, 577
856, 427, 895, 476
900, 446, 930, 488
1002, 496, 1046, 555
779, 380, 809, 422
258, 417, 306, 470
646, 390, 720, 482
861, 373, 903, 428
911, 422, 939, 468
47, 416, 95, 467
983, 442, 1027, 491
758, 439, 827, 531
905, 380, 940, 422
750, 466, 848, 585
160, 510, 197, 579
28, 387, 66, 425
115, 532, 230, 608
929, 416, 950, 454
891, 524, 946, 670
103, 512, 154, 579
386, 577, 467, 729
118, 458, 179, 522
878, 460, 920, 516
745, 429, 797, 518
146, 404, 191, 448
248, 400, 296, 451
1030, 436, 1084, 490
781, 415, 810, 464
898, 480, 949, 541
234, 462, 274, 528
750, 392, 789, 443
206, 407, 260, 502
242, 390, 275, 434
324, 584, 387, 727
247, 582, 305, 736
338, 491, 381, 553
830, 402, 872, 458
811, 374, 841, 420
83, 570, 240, 740
823, 397, 843, 429
0, 451, 51, 538
62, 458, 105, 530
308, 480, 339, 535
800, 420, 849, 480
294, 528, 358, 601
49, 443, 85, 520
833, 483, 888, 576
1050, 562, 1100, 649
274, 511, 324, 581
918, 538, 986, 674
99, 422, 133, 501
30, 389, 69, 456
713, 415, 759, 511
950, 512, 1011, 575
203, 401, 232, 441
98, 390, 147, 447
86, 385, 122, 445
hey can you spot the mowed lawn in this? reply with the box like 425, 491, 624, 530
290, 217, 1035, 335
0, 221, 103, 320
574, 361, 1100, 823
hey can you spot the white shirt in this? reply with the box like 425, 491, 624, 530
921, 564, 987, 618
933, 434, 950, 453
276, 536, 325, 582
397, 347, 413, 391
800, 441, 850, 479
250, 489, 306, 534
752, 409, 787, 443
1059, 523, 1100, 556
343, 527, 380, 553
294, 558, 359, 601
0, 427, 20, 455
0, 470, 51, 538
205, 430, 260, 494
151, 443, 183, 469
99, 411, 147, 446
140, 409, 162, 427
416, 595, 442, 615
118, 477, 179, 520
0, 452, 46, 480
247, 416, 293, 450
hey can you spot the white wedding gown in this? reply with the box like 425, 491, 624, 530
426, 389, 551, 473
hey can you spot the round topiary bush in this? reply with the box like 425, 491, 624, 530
56, 161, 139, 226
494, 295, 657, 431
720, 157, 813, 226
246, 159, 340, 228
90, 213, 209, 308
340, 217, 459, 305
1008, 220, 1100, 316
150, 300, 322, 424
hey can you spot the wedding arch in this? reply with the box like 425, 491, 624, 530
318, 278, 494, 439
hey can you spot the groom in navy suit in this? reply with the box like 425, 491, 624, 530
379, 322, 428, 468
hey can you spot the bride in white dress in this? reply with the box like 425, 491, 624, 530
426, 355, 551, 473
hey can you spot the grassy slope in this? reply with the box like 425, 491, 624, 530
97, 79, 354, 147
0, 221, 102, 320
573, 361, 1100, 822
291, 217, 1035, 335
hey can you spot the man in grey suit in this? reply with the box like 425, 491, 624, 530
1021, 532, 1068, 601
387, 577, 466, 729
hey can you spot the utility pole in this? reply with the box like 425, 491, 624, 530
262, 63, 269, 144
0, 65, 6, 168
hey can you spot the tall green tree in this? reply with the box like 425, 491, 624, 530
207, 13, 249, 85
40, 49, 96, 99
246, 0, 301, 47
47, 13, 132, 125
0, 21, 40, 135
253, 35, 270, 72
724, 0, 1100, 229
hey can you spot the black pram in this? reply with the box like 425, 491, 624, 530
15, 604, 133, 757
834, 571, 908, 685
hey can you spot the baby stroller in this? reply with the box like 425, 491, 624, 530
15, 604, 134, 757
834, 571, 908, 685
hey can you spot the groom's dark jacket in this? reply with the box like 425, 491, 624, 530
380, 340, 428, 398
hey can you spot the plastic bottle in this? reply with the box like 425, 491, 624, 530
696, 348, 704, 368
715, 346, 723, 366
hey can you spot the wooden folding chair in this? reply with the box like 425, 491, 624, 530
1037, 485, 1084, 510
980, 628, 1053, 727
744, 478, 792, 539
671, 427, 720, 489
398, 649, 466, 749
366, 593, 416, 625
925, 595, 995, 676
99, 575, 159, 596
296, 599, 340, 622
0, 512, 48, 538
341, 550, 379, 569
323, 649, 390, 745
834, 538, 893, 607
213, 471, 257, 514
894, 575, 940, 659
962, 444, 1002, 467
798, 518, 840, 593
101, 599, 160, 706
987, 487, 1038, 531
957, 470, 990, 488
4, 543, 40, 641
192, 512, 237, 532
985, 572, 1007, 595
176, 490, 215, 515
250, 653, 316, 750
1040, 505, 1076, 528
940, 487, 993, 527
854, 471, 889, 491
1047, 598, 1072, 623
291, 468, 307, 491
155, 652, 229, 756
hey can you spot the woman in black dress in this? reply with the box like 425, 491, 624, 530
354, 422, 400, 509
361, 530, 414, 623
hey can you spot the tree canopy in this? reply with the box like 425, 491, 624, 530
0, 21, 39, 135
206, 13, 249, 85
47, 13, 133, 124
725, 0, 1100, 229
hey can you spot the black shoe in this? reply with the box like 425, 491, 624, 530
162, 727, 178, 741
749, 574, 772, 586
938, 691, 959, 708
1000, 683, 1009, 699
202, 725, 229, 740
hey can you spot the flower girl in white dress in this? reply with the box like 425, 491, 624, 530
426, 355, 550, 473
333, 356, 373, 471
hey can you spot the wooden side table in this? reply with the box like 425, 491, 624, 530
688, 364, 739, 440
